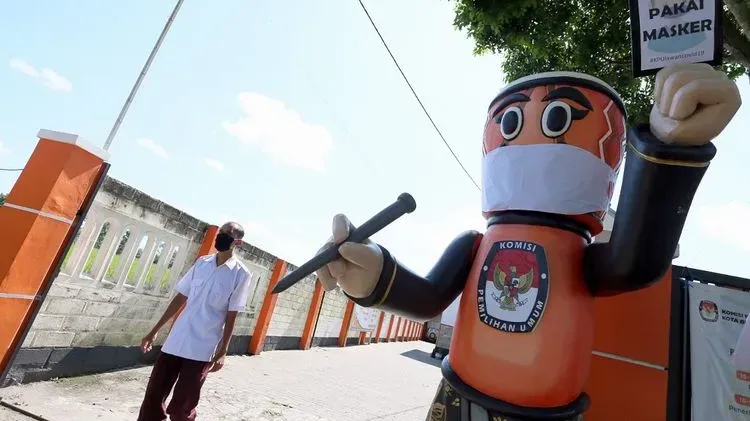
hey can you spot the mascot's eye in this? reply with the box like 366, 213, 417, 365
541, 100, 575, 138
497, 106, 523, 141
540, 101, 589, 138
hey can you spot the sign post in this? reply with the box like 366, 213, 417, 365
629, 0, 724, 77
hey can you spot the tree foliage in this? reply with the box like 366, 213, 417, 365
450, 0, 750, 124
0, 193, 5, 205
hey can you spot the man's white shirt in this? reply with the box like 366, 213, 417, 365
161, 253, 252, 362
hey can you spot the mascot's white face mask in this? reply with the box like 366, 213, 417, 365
481, 143, 617, 216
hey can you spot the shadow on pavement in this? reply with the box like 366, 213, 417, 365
399, 349, 441, 368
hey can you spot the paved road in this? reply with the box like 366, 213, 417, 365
0, 341, 442, 421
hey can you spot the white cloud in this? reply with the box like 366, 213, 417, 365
39, 68, 73, 92
222, 92, 333, 172
694, 202, 750, 252
214, 214, 318, 266
373, 205, 487, 274
136, 138, 169, 159
203, 158, 225, 172
0, 140, 10, 157
9, 58, 73, 92
8, 58, 37, 77
243, 220, 318, 266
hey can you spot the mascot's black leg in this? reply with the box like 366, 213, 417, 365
427, 359, 588, 421
425, 379, 584, 421
425, 379, 462, 421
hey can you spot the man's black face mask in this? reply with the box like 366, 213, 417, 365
214, 232, 235, 252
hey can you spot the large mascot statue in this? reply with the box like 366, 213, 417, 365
315, 63, 741, 420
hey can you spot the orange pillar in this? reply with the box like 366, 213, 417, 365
410, 321, 416, 340
0, 130, 108, 381
395, 317, 402, 342
195, 225, 219, 258
248, 259, 288, 355
338, 300, 355, 347
168, 225, 218, 332
299, 280, 325, 350
406, 321, 412, 340
373, 312, 385, 344
386, 314, 395, 342
358, 331, 367, 345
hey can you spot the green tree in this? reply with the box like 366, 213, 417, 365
450, 0, 749, 124
0, 193, 6, 205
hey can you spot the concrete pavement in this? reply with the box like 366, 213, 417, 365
0, 406, 32, 421
0, 341, 442, 421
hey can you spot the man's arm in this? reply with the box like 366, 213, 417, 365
214, 311, 239, 360
346, 230, 483, 320
584, 124, 715, 296
211, 271, 253, 369
140, 292, 187, 352
141, 262, 197, 352
149, 293, 188, 336
209, 311, 239, 371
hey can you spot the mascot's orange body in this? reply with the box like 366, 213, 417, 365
337, 69, 726, 420
450, 80, 627, 411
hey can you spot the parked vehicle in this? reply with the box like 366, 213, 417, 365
431, 294, 461, 359
423, 316, 440, 343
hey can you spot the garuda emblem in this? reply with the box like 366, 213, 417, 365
493, 265, 534, 311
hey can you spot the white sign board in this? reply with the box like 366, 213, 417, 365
629, 0, 723, 77
688, 281, 750, 420
351, 304, 380, 331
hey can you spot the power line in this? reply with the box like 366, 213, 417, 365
0, 168, 23, 172
103, 0, 185, 151
355, 0, 481, 191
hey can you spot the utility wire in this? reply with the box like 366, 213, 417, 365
356, 0, 481, 191
103, 0, 184, 151
0, 168, 23, 172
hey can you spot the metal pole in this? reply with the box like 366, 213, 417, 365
102, 0, 185, 151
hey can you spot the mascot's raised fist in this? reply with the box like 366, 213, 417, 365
315, 214, 384, 298
650, 63, 742, 146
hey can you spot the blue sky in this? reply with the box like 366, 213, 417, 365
1, 0, 749, 280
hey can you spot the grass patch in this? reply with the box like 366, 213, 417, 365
61, 245, 75, 270
62, 242, 173, 288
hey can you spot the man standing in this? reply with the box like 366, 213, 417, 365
137, 222, 253, 421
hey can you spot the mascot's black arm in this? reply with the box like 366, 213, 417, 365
584, 124, 716, 297
345, 230, 483, 320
